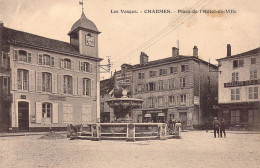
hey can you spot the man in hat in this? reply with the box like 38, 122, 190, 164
220, 119, 226, 138
212, 117, 220, 138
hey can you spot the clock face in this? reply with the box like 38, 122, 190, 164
85, 35, 95, 47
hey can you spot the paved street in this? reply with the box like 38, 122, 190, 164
0, 131, 259, 168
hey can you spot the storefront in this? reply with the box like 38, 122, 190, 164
142, 109, 168, 123
219, 102, 260, 130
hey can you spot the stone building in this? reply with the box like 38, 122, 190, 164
0, 12, 102, 132
217, 45, 260, 130
114, 46, 218, 129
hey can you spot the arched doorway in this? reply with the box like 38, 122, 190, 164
18, 101, 29, 131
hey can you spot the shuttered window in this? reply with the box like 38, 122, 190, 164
83, 78, 91, 96
17, 69, 29, 90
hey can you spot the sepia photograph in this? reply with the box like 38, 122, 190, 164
0, 0, 259, 167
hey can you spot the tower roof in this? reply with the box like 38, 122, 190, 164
68, 12, 100, 35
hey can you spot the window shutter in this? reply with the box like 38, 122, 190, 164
38, 54, 43, 65
60, 58, 64, 68
57, 74, 63, 94
36, 102, 42, 123
63, 103, 68, 123
36, 71, 42, 92
12, 68, 17, 90
68, 104, 73, 123
71, 60, 74, 70
73, 76, 77, 95
13, 49, 18, 61
52, 73, 57, 93
82, 104, 88, 123
186, 94, 189, 106
27, 52, 32, 63
78, 77, 83, 96
165, 96, 169, 107
90, 63, 93, 73
91, 79, 94, 97
29, 70, 35, 92
52, 103, 59, 124
51, 57, 54, 67
79, 61, 82, 71
176, 95, 180, 107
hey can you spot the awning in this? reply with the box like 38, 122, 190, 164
157, 113, 165, 117
144, 114, 152, 118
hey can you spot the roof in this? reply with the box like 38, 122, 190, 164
100, 77, 114, 95
1, 26, 102, 61
68, 12, 100, 35
132, 55, 218, 69
217, 47, 260, 61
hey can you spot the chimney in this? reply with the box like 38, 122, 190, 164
140, 52, 149, 65
193, 46, 198, 57
227, 44, 231, 57
172, 47, 179, 58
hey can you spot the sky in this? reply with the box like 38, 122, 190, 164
0, 0, 259, 80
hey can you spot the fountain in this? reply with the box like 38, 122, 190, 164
67, 82, 182, 141
106, 82, 143, 123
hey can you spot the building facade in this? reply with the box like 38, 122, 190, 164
217, 45, 260, 130
0, 12, 102, 132
113, 46, 218, 129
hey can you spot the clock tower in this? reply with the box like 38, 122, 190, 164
68, 12, 101, 58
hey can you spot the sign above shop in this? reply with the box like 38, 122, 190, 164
224, 79, 260, 88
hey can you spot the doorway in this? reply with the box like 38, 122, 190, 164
18, 101, 29, 131
179, 112, 187, 130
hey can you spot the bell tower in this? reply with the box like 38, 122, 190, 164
68, 11, 101, 58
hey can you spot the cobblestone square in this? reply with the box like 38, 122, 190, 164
0, 131, 259, 168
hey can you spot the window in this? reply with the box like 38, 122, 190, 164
137, 84, 143, 92
233, 59, 244, 68
1, 51, 9, 68
250, 70, 257, 79
168, 79, 175, 89
158, 80, 164, 90
170, 67, 178, 74
231, 110, 240, 123
64, 59, 71, 69
148, 97, 155, 108
150, 71, 156, 78
83, 78, 91, 96
251, 58, 256, 64
181, 65, 189, 72
17, 69, 29, 90
2, 77, 9, 95
42, 72, 52, 92
138, 72, 145, 79
231, 88, 240, 100
38, 54, 54, 66
158, 97, 164, 107
42, 102, 52, 119
169, 96, 175, 106
248, 110, 259, 123
80, 62, 92, 72
64, 75, 73, 94
159, 69, 167, 76
169, 114, 175, 120
180, 95, 186, 106
232, 72, 239, 81
180, 78, 186, 87
148, 82, 156, 91
248, 87, 258, 99
14, 50, 31, 63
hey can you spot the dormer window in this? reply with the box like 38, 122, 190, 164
14, 49, 31, 63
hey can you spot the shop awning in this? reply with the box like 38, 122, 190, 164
158, 113, 165, 117
144, 114, 152, 118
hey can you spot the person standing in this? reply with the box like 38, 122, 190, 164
213, 117, 220, 138
220, 119, 226, 138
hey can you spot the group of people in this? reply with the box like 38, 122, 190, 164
212, 117, 226, 138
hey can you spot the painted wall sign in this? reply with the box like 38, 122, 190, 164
49, 95, 66, 101
224, 79, 260, 88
